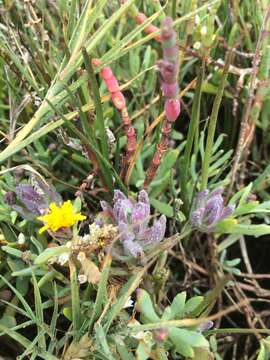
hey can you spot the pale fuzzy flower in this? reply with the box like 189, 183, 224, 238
217, 58, 224, 65
123, 296, 134, 309
66, 241, 72, 248
34, 96, 42, 106
81, 234, 91, 243
193, 41, 201, 50
58, 252, 70, 266
200, 25, 207, 36
106, 127, 116, 145
78, 274, 88, 284
77, 252, 86, 262
89, 223, 101, 235
195, 14, 200, 25
18, 233, 25, 245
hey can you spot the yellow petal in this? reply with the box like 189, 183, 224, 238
39, 224, 49, 234
76, 214, 87, 221
49, 202, 58, 211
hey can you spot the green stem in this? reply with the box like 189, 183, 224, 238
172, 0, 177, 19
206, 328, 270, 336
200, 52, 232, 190
67, 121, 126, 194
82, 48, 109, 161
69, 260, 81, 340
43, 96, 115, 193
180, 60, 205, 212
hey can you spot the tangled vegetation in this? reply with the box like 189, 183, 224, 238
0, 0, 270, 359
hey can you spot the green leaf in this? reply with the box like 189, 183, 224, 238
224, 258, 241, 267
194, 347, 214, 360
63, 307, 72, 321
150, 198, 174, 218
16, 277, 29, 297
234, 201, 260, 216
216, 221, 270, 237
136, 339, 153, 360
34, 246, 69, 265
184, 296, 204, 315
48, 283, 59, 354
0, 323, 31, 349
257, 337, 270, 360
229, 183, 253, 206
0, 314, 16, 328
69, 260, 81, 339
89, 255, 111, 329
170, 292, 187, 318
153, 149, 180, 183
95, 324, 115, 360
169, 328, 194, 357
2, 246, 23, 258
0, 275, 35, 320
135, 289, 160, 323
169, 328, 209, 348
162, 292, 186, 320
104, 269, 145, 332
193, 278, 228, 317
116, 343, 136, 360
82, 47, 109, 160
32, 272, 46, 350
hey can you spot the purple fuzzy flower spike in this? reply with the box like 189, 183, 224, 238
15, 184, 47, 214
8, 179, 61, 220
100, 190, 166, 258
190, 188, 235, 233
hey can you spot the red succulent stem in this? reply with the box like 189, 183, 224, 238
144, 17, 180, 187
92, 60, 137, 179
134, 12, 162, 42
125, 3, 162, 42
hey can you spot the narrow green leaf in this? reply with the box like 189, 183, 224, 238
150, 198, 174, 218
69, 260, 82, 339
34, 246, 69, 265
32, 272, 46, 349
89, 255, 111, 329
0, 275, 35, 320
82, 48, 109, 160
95, 324, 115, 360
104, 268, 145, 332
201, 51, 232, 190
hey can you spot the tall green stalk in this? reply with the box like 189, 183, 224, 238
200, 52, 232, 190
180, 60, 205, 212
82, 48, 109, 161
172, 0, 177, 19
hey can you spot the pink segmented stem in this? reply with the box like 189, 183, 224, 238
144, 17, 180, 187
134, 12, 162, 42
93, 60, 137, 179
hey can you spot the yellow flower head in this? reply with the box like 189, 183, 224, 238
37, 200, 86, 234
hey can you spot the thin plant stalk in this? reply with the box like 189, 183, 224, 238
180, 60, 205, 212
200, 51, 232, 190
172, 0, 177, 19
82, 48, 109, 160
